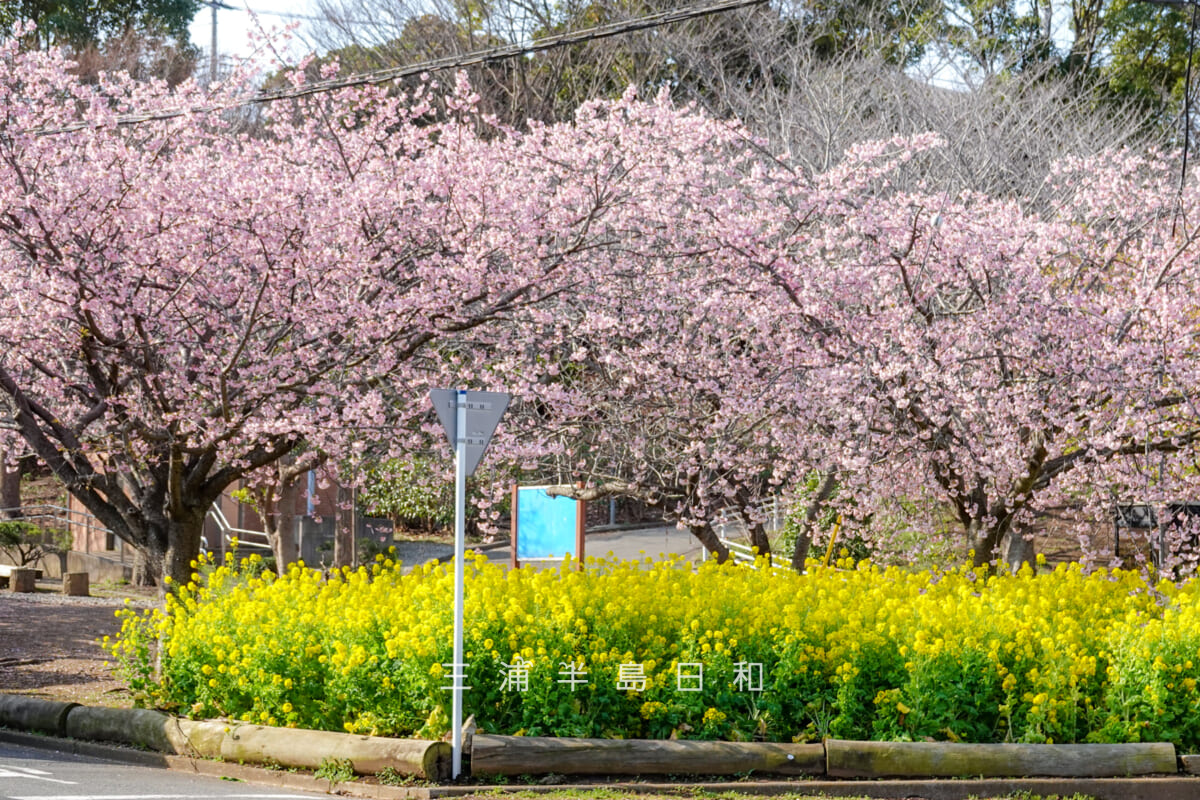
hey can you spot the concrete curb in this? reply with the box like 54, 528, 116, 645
0, 694, 78, 736
5, 727, 1200, 800
0, 726, 172, 768
0, 693, 448, 781
5, 693, 1200, 799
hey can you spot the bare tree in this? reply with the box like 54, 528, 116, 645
70, 29, 198, 87
304, 0, 676, 126
657, 5, 1164, 202
303, 0, 1163, 201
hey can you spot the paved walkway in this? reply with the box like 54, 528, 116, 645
480, 524, 705, 566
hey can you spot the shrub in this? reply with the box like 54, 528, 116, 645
0, 520, 71, 566
108, 553, 1200, 749
359, 458, 455, 534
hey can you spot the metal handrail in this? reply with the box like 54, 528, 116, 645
0, 502, 276, 562
206, 504, 272, 553
0, 503, 112, 529
708, 502, 790, 571
0, 503, 128, 563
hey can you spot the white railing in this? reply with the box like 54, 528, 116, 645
721, 538, 790, 570
709, 503, 789, 570
0, 502, 274, 561
205, 504, 272, 554
712, 506, 748, 542
0, 503, 128, 562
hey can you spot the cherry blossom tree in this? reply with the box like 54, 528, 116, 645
468, 141, 929, 561
4, 34, 1199, 584
756, 147, 1200, 568
485, 135, 1200, 571
486, 277, 813, 562
0, 39, 804, 585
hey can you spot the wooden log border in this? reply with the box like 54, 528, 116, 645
0, 694, 448, 781
824, 738, 1178, 779
471, 734, 825, 776
0, 694, 1188, 783
472, 734, 1182, 780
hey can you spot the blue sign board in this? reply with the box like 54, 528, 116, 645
514, 486, 584, 564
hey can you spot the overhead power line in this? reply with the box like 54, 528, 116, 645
26, 0, 766, 136
210, 1, 380, 25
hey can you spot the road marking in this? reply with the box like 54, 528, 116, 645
0, 765, 76, 784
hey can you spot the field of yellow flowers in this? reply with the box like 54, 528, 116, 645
107, 552, 1200, 748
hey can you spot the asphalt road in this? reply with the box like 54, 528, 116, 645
481, 524, 705, 566
0, 740, 327, 800
393, 524, 705, 571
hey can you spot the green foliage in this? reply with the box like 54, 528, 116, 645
358, 457, 504, 537
359, 458, 455, 533
356, 534, 394, 565
775, 473, 840, 560
775, 472, 872, 566
376, 766, 422, 786
1100, 0, 1192, 121
795, 0, 943, 67
315, 756, 356, 785
228, 487, 257, 511
0, 0, 200, 50
107, 606, 159, 706
0, 520, 70, 566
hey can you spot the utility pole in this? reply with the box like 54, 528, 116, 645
203, 0, 236, 86
210, 0, 218, 84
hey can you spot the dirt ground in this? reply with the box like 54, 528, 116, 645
0, 583, 157, 707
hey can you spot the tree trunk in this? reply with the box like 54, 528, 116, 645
0, 449, 21, 515
253, 454, 324, 572
790, 471, 838, 573
163, 512, 206, 589
747, 519, 771, 559
333, 485, 355, 569
131, 548, 155, 587
265, 475, 301, 571
792, 532, 812, 573
271, 506, 298, 571
1003, 530, 1035, 572
129, 509, 207, 591
969, 520, 1006, 568
690, 522, 730, 563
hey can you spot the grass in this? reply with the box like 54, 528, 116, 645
314, 756, 356, 787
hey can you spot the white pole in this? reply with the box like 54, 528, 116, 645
451, 389, 467, 779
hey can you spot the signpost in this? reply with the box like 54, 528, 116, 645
430, 388, 510, 779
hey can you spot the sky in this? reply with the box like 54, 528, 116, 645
188, 0, 320, 71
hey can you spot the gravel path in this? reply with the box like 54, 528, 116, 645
0, 589, 152, 706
